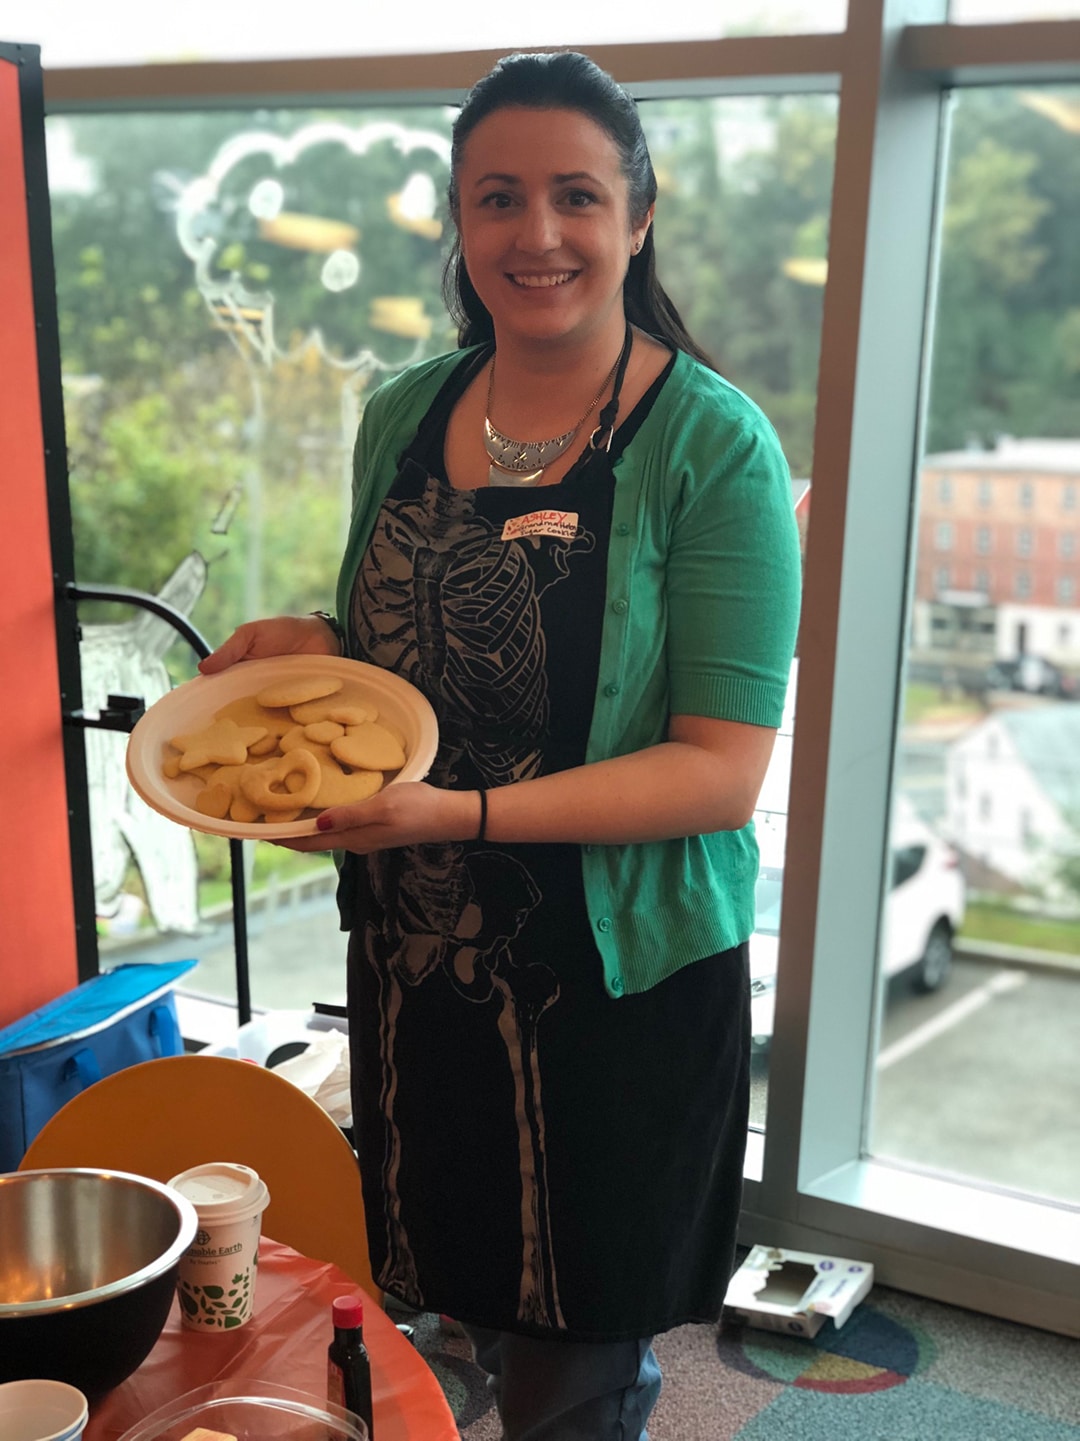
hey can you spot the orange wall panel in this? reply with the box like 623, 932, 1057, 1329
0, 55, 79, 1026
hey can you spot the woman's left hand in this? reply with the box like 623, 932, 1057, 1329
274, 783, 480, 855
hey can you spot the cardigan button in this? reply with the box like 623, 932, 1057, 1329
611, 976, 624, 995
612, 599, 628, 615
604, 683, 620, 697
597, 916, 612, 933
616, 522, 630, 536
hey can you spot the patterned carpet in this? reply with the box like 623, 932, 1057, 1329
404, 1284, 1080, 1439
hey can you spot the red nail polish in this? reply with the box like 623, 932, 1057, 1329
316, 814, 333, 832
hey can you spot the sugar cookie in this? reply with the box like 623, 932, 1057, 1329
213, 695, 295, 736
171, 718, 268, 771
312, 756, 385, 808
304, 720, 345, 744
331, 721, 407, 772
239, 747, 320, 811
256, 675, 343, 708
194, 782, 233, 819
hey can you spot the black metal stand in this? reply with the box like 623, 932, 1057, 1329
62, 581, 252, 1026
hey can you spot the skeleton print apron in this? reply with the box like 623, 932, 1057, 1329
344, 352, 751, 1341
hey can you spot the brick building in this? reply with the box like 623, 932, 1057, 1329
913, 439, 1080, 670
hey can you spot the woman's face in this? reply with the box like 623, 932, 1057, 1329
454, 106, 652, 352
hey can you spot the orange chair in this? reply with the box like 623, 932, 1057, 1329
19, 1053, 378, 1300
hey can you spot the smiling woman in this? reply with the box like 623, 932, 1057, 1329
197, 49, 802, 1441
453, 107, 651, 360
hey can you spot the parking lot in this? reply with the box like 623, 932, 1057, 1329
751, 951, 1080, 1206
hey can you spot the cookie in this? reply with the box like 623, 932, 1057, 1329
170, 718, 268, 771
256, 675, 343, 708
331, 721, 407, 772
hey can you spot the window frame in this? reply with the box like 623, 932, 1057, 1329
41, 5, 1080, 1339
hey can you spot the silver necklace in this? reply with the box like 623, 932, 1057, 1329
484, 350, 622, 487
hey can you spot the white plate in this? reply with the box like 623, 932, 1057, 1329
125, 655, 439, 840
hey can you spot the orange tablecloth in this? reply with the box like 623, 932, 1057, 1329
83, 1238, 459, 1441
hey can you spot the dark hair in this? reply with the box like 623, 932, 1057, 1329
442, 51, 717, 370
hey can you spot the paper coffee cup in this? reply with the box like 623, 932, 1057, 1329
167, 1162, 270, 1332
0, 1380, 89, 1441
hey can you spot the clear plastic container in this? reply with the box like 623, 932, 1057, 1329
116, 1380, 368, 1440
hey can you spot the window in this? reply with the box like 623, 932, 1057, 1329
52, 94, 834, 1018
935, 565, 951, 592
882, 81, 1080, 1218
935, 521, 954, 550
1065, 483, 1077, 511
975, 568, 990, 594
938, 474, 953, 504
35, 5, 1080, 1345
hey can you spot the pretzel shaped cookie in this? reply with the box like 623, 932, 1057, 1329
238, 747, 320, 812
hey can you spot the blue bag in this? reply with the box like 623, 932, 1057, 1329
0, 959, 198, 1172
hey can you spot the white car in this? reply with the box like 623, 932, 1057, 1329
749, 795, 966, 1051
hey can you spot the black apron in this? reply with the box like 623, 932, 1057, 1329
344, 352, 750, 1341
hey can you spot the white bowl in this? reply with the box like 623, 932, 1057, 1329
0, 1380, 89, 1441
125, 655, 439, 840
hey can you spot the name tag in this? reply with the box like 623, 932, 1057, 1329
501, 510, 580, 542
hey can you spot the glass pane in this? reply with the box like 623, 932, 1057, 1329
20, 4, 847, 68
53, 104, 457, 1015
640, 95, 836, 1132
52, 93, 830, 1031
873, 87, 1080, 1205
950, 1, 1080, 20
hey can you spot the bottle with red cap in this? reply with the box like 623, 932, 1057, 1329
328, 1293, 374, 1436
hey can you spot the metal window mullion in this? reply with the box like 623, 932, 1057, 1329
757, 0, 950, 1218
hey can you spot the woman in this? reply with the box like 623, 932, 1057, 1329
202, 51, 801, 1440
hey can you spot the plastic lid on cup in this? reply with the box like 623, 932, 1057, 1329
167, 1162, 270, 1224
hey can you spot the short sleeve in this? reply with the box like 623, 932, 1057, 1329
666, 414, 802, 728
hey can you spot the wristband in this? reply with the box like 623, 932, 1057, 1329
476, 789, 488, 842
310, 610, 347, 657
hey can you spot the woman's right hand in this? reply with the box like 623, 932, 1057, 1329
198, 614, 342, 675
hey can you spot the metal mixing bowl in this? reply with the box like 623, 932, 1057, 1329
0, 1169, 197, 1399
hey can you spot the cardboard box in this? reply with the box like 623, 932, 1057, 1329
723, 1245, 874, 1338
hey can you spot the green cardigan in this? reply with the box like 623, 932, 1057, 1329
335, 346, 802, 997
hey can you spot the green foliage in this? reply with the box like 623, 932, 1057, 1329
46, 85, 1080, 634
66, 379, 247, 596
927, 88, 1080, 453
642, 96, 836, 476
961, 899, 1080, 956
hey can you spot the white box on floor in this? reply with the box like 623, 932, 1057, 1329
723, 1245, 874, 1338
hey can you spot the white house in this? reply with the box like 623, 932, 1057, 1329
945, 704, 1080, 897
